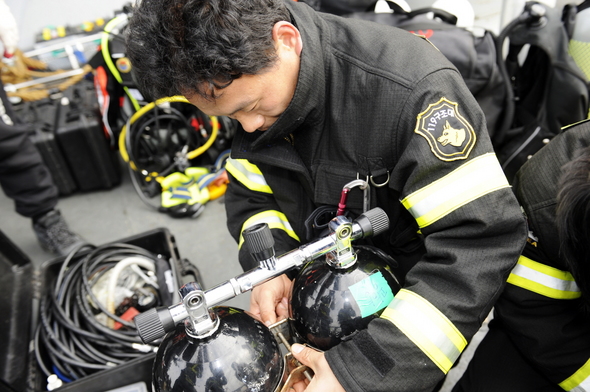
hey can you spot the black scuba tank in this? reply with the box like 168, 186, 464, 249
289, 245, 401, 351
152, 306, 284, 392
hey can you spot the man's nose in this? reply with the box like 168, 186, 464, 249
237, 113, 265, 133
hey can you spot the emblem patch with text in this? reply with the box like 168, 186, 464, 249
414, 97, 476, 161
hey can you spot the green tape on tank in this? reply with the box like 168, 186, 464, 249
349, 271, 395, 318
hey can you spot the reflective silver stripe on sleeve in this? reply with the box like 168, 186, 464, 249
507, 256, 581, 299
381, 289, 466, 374
401, 153, 509, 228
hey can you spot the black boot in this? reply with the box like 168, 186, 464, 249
32, 209, 87, 256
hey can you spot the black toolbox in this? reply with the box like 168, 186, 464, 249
0, 228, 196, 392
55, 79, 122, 192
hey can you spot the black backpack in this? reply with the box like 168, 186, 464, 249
493, 1, 590, 182
344, 1, 507, 141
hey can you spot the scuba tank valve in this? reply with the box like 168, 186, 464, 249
134, 207, 390, 344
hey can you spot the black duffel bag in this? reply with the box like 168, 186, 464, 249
344, 1, 507, 140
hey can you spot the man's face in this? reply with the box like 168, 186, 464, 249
187, 68, 297, 133
186, 21, 302, 133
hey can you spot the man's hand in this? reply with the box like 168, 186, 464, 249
289, 344, 345, 392
249, 274, 292, 326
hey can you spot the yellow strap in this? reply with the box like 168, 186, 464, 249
401, 153, 509, 228
238, 210, 299, 249
226, 158, 272, 194
507, 255, 581, 299
560, 358, 590, 391
381, 289, 466, 374
101, 14, 140, 111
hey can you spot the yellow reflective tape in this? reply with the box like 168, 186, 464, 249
401, 153, 509, 228
560, 358, 590, 391
226, 158, 272, 194
238, 210, 300, 249
507, 256, 581, 299
381, 289, 466, 374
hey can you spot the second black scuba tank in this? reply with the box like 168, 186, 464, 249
290, 179, 401, 351
289, 244, 400, 351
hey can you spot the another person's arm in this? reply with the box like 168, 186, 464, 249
495, 133, 590, 389
494, 246, 590, 389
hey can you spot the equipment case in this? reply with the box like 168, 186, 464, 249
0, 228, 195, 392
31, 127, 78, 196
56, 79, 122, 192
16, 97, 78, 196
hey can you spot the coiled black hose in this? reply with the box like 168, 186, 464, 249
34, 242, 165, 384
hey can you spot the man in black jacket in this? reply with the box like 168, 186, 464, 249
126, 1, 527, 390
451, 119, 590, 391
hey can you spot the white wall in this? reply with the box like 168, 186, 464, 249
3, 0, 586, 53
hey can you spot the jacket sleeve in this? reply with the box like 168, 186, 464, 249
325, 68, 528, 391
494, 244, 590, 390
224, 157, 302, 271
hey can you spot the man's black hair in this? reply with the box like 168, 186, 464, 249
556, 146, 590, 312
126, 0, 291, 100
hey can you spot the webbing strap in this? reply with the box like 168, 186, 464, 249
170, 187, 191, 200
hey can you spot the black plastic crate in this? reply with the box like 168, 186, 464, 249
0, 231, 34, 392
0, 228, 193, 392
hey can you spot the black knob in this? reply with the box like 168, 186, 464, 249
243, 223, 275, 263
135, 307, 174, 343
356, 207, 390, 238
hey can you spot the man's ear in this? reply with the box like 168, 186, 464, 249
272, 21, 303, 56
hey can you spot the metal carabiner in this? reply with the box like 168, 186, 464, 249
337, 178, 370, 214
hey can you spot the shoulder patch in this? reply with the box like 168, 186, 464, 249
414, 97, 476, 161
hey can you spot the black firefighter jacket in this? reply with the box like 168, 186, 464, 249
493, 119, 590, 390
224, 1, 528, 391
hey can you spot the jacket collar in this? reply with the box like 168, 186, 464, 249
245, 1, 327, 151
